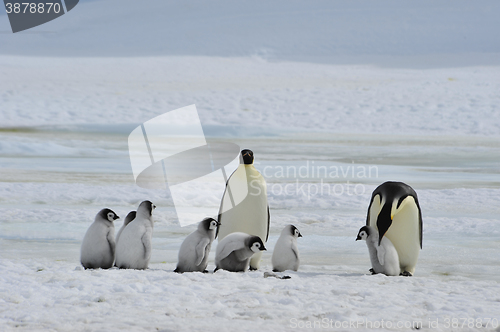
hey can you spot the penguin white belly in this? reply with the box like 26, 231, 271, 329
218, 165, 268, 269
115, 223, 150, 270
384, 200, 420, 274
81, 223, 114, 269
272, 238, 299, 272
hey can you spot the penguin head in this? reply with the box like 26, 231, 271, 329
138, 200, 156, 217
240, 149, 254, 165
356, 226, 371, 241
124, 211, 136, 225
98, 208, 119, 223
290, 225, 302, 238
248, 235, 266, 253
286, 224, 302, 238
200, 217, 220, 232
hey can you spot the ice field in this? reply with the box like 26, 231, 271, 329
1, 0, 500, 331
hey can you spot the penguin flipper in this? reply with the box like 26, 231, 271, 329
107, 230, 116, 258
266, 205, 270, 242
217, 233, 247, 260
195, 238, 210, 266
141, 232, 152, 261
377, 244, 386, 266
291, 242, 299, 261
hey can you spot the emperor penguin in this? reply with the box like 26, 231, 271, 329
115, 201, 156, 270
272, 224, 302, 272
214, 232, 267, 272
115, 211, 136, 245
217, 149, 270, 270
174, 217, 220, 273
80, 208, 119, 269
356, 225, 400, 276
366, 181, 423, 276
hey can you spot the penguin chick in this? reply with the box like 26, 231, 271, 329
356, 225, 400, 276
215, 232, 266, 272
80, 208, 119, 269
174, 217, 220, 273
272, 224, 302, 272
115, 201, 156, 270
115, 211, 136, 245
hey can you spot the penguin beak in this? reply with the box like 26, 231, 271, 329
261, 245, 267, 251
355, 235, 361, 241
216, 221, 221, 226
114, 215, 120, 220
298, 233, 303, 238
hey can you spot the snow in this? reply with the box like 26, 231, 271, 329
1, 56, 500, 136
1, 0, 500, 331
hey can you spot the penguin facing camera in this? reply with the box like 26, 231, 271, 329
217, 149, 270, 270
366, 181, 423, 276
272, 224, 302, 272
80, 208, 119, 269
115, 200, 156, 270
214, 232, 267, 272
356, 225, 400, 276
174, 217, 220, 273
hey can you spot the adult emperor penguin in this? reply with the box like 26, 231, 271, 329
217, 149, 270, 270
356, 226, 400, 276
115, 201, 156, 270
115, 211, 136, 245
272, 224, 302, 272
174, 217, 220, 273
80, 208, 119, 269
366, 181, 423, 276
214, 232, 267, 272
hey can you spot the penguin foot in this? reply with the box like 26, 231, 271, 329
173, 268, 181, 273
202, 270, 209, 274
369, 268, 376, 275
249, 266, 258, 271
264, 272, 291, 280
400, 271, 413, 277
214, 267, 220, 273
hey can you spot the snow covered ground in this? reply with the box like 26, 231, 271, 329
1, 0, 500, 331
